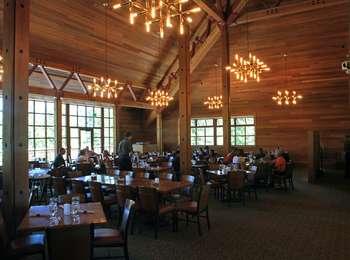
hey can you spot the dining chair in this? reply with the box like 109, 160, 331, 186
46, 224, 91, 260
51, 177, 66, 197
71, 179, 91, 202
58, 193, 86, 204
224, 173, 246, 205
92, 199, 136, 260
0, 210, 46, 259
176, 185, 210, 236
90, 181, 118, 217
138, 187, 177, 239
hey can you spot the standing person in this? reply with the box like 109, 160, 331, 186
53, 148, 66, 168
172, 150, 180, 181
118, 132, 133, 171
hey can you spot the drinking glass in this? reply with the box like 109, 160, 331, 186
71, 196, 80, 217
48, 197, 59, 226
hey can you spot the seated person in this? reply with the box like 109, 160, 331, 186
101, 150, 113, 175
208, 149, 217, 164
223, 151, 234, 165
255, 147, 266, 160
273, 151, 287, 175
53, 148, 66, 169
77, 149, 89, 163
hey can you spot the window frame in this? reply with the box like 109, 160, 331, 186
28, 98, 56, 162
191, 117, 223, 146
230, 115, 256, 147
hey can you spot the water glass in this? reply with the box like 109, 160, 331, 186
48, 197, 59, 226
71, 196, 80, 217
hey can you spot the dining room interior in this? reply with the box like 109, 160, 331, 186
1, 0, 350, 259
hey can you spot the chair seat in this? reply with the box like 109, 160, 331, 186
10, 232, 45, 255
176, 201, 198, 213
93, 228, 124, 246
159, 205, 176, 215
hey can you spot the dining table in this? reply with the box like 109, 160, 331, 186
18, 202, 107, 233
73, 174, 191, 194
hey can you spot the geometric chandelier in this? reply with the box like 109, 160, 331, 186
272, 90, 302, 106
146, 89, 174, 108
272, 53, 302, 106
225, 53, 270, 83
88, 77, 124, 99
105, 0, 201, 38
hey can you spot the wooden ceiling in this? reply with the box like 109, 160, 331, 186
0, 0, 204, 91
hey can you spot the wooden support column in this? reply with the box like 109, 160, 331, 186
55, 92, 62, 152
307, 131, 320, 183
2, 0, 30, 231
178, 28, 191, 173
156, 112, 163, 153
115, 104, 121, 153
221, 24, 231, 155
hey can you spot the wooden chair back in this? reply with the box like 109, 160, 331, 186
51, 177, 66, 196
76, 163, 91, 176
89, 182, 103, 202
181, 175, 195, 196
120, 199, 135, 242
46, 225, 91, 260
134, 169, 146, 179
138, 187, 159, 213
51, 167, 64, 177
71, 180, 85, 194
198, 185, 210, 212
58, 193, 85, 204
116, 185, 133, 208
227, 173, 245, 190
66, 170, 82, 178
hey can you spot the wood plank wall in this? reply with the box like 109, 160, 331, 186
118, 108, 156, 145
162, 2, 350, 166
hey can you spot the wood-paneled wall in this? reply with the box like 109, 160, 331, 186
163, 1, 350, 166
119, 108, 156, 145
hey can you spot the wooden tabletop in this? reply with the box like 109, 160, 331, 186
18, 202, 107, 232
73, 174, 191, 194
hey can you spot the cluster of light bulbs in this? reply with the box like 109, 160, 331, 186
107, 0, 201, 38
146, 89, 174, 107
272, 90, 302, 106
88, 77, 124, 99
204, 95, 223, 110
226, 53, 270, 83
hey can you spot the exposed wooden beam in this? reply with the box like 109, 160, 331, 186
178, 28, 192, 173
156, 112, 163, 153
59, 71, 74, 91
193, 0, 224, 24
74, 72, 89, 94
39, 65, 57, 90
128, 84, 137, 101
28, 64, 38, 77
221, 24, 231, 155
2, 0, 30, 232
230, 0, 347, 26
226, 0, 248, 25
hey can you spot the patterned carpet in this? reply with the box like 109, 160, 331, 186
93, 169, 350, 260
29, 169, 350, 260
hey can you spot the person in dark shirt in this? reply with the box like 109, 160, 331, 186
118, 132, 133, 171
53, 148, 66, 168
172, 150, 180, 181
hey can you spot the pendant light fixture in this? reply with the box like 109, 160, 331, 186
88, 1, 124, 99
204, 63, 223, 110
226, 1, 270, 83
272, 53, 302, 105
